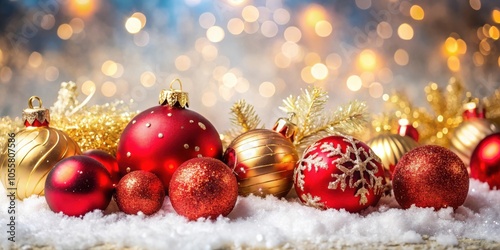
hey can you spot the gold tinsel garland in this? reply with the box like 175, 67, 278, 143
224, 86, 368, 154
0, 82, 137, 156
373, 77, 500, 147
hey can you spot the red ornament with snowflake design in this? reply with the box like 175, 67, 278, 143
117, 79, 223, 192
294, 135, 385, 212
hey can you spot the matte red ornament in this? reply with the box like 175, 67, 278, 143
114, 171, 165, 215
169, 157, 238, 220
392, 145, 469, 210
294, 135, 385, 212
44, 155, 113, 216
117, 80, 223, 193
83, 149, 120, 186
470, 133, 500, 189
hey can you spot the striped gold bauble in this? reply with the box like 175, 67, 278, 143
450, 119, 498, 166
367, 133, 418, 179
0, 96, 81, 200
223, 129, 299, 198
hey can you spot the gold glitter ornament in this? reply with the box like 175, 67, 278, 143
0, 96, 81, 200
367, 133, 419, 179
223, 127, 299, 198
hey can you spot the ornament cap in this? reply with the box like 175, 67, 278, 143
272, 112, 298, 142
159, 79, 189, 108
22, 96, 50, 127
462, 97, 485, 120
397, 118, 419, 142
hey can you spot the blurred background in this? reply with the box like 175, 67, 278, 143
0, 0, 499, 130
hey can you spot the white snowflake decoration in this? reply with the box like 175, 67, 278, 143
294, 142, 329, 191
324, 135, 384, 205
294, 135, 384, 206
300, 193, 326, 209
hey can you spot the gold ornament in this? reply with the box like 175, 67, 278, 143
367, 133, 418, 178
223, 128, 299, 198
450, 119, 499, 165
0, 96, 81, 200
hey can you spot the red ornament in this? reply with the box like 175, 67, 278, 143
83, 149, 120, 186
114, 171, 165, 215
397, 119, 419, 142
470, 133, 500, 189
117, 79, 222, 192
294, 135, 385, 212
169, 157, 238, 220
44, 156, 113, 216
392, 145, 469, 210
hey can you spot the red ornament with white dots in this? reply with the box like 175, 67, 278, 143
117, 79, 223, 192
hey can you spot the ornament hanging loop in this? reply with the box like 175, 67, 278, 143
28, 96, 43, 109
169, 78, 183, 92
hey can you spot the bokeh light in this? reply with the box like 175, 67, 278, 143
358, 50, 378, 71
125, 17, 142, 34
410, 5, 425, 20
398, 23, 414, 40
347, 75, 363, 91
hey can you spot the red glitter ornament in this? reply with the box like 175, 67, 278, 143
470, 133, 500, 189
45, 156, 113, 216
83, 149, 120, 186
169, 157, 238, 220
114, 171, 165, 215
117, 79, 222, 192
392, 145, 469, 210
294, 135, 385, 212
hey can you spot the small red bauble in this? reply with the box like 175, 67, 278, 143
169, 157, 238, 220
470, 133, 500, 189
117, 81, 222, 193
83, 149, 120, 186
114, 171, 165, 215
44, 155, 113, 216
294, 135, 385, 212
393, 145, 469, 210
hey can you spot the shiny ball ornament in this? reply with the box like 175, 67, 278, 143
294, 135, 385, 212
0, 96, 81, 200
470, 133, 500, 189
450, 101, 499, 166
223, 128, 299, 198
83, 149, 120, 186
114, 171, 165, 215
117, 79, 222, 192
45, 155, 113, 216
392, 145, 469, 210
169, 157, 238, 220
367, 133, 418, 179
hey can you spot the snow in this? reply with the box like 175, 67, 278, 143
1, 179, 500, 249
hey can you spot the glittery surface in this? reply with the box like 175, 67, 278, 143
169, 157, 238, 220
44, 156, 113, 217
114, 171, 165, 215
117, 105, 223, 193
470, 133, 500, 189
393, 145, 469, 209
